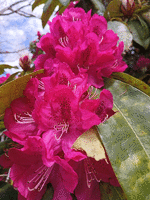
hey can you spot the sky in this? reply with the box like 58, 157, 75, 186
0, 0, 57, 75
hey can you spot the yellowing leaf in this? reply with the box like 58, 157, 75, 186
0, 69, 44, 119
72, 126, 106, 161
111, 72, 150, 96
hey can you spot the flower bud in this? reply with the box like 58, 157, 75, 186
19, 55, 31, 71
121, 0, 135, 17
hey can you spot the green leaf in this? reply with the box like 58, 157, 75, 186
141, 9, 150, 26
104, 0, 123, 21
41, 183, 53, 200
0, 65, 18, 75
97, 78, 150, 200
128, 20, 150, 49
0, 69, 44, 119
0, 181, 18, 200
0, 139, 12, 156
99, 181, 127, 199
43, 0, 53, 12
111, 72, 150, 96
0, 121, 5, 131
32, 0, 47, 11
59, 0, 70, 6
107, 21, 133, 51
41, 0, 59, 28
0, 72, 21, 86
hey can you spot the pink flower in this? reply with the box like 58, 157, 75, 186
70, 155, 120, 200
3, 136, 78, 200
134, 55, 150, 72
0, 73, 10, 84
34, 7, 127, 88
4, 97, 38, 145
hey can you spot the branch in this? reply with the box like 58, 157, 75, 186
0, 48, 28, 54
0, 0, 37, 18
0, 0, 27, 14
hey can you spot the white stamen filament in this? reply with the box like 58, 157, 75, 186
59, 36, 69, 48
54, 122, 69, 140
38, 81, 45, 90
6, 168, 11, 182
99, 36, 103, 44
84, 158, 101, 188
112, 60, 118, 69
28, 165, 53, 192
14, 112, 34, 124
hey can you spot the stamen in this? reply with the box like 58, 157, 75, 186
101, 114, 109, 123
28, 165, 53, 192
54, 122, 69, 140
38, 81, 45, 90
99, 36, 103, 44
59, 36, 69, 48
14, 112, 34, 124
112, 60, 118, 69
6, 168, 11, 182
84, 158, 101, 188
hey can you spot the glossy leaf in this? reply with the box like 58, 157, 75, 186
111, 72, 150, 96
0, 69, 44, 119
107, 21, 133, 51
0, 65, 18, 75
41, 0, 59, 28
97, 78, 150, 200
99, 181, 127, 199
0, 181, 18, 200
43, 0, 53, 13
32, 0, 47, 11
128, 19, 150, 49
59, 0, 70, 6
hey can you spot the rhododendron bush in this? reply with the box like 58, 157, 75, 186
0, 2, 150, 200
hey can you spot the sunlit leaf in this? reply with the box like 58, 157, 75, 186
97, 78, 150, 200
59, 0, 70, 6
0, 69, 44, 119
43, 0, 53, 12
107, 21, 133, 50
0, 65, 18, 75
32, 0, 47, 11
99, 181, 127, 199
111, 72, 150, 96
72, 126, 106, 161
41, 0, 59, 28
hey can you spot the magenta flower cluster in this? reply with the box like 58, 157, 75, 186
1, 6, 127, 200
